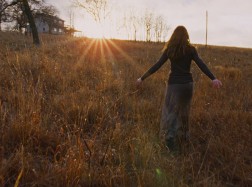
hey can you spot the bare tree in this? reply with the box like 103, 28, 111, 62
121, 14, 130, 40
154, 15, 170, 42
39, 4, 58, 16
129, 9, 140, 41
162, 24, 170, 42
118, 10, 139, 40
74, 0, 110, 23
0, 0, 19, 31
0, 0, 19, 14
143, 10, 153, 42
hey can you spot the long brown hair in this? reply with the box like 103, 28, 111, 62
164, 26, 191, 59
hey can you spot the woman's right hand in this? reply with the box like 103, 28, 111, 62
136, 78, 143, 87
212, 79, 222, 89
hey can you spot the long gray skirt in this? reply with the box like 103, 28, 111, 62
160, 83, 193, 150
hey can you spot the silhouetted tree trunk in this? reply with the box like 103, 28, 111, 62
22, 0, 40, 46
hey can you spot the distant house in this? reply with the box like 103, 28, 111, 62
27, 13, 65, 35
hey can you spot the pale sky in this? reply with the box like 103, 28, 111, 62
49, 0, 252, 48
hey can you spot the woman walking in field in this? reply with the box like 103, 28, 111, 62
136, 26, 222, 153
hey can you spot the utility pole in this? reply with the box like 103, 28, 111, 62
205, 10, 208, 47
72, 12, 75, 29
69, 10, 71, 28
70, 10, 75, 29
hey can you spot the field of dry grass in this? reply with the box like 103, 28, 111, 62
0, 32, 251, 186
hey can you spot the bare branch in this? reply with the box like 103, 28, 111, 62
73, 0, 110, 23
0, 0, 19, 14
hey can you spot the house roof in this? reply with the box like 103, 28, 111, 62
35, 13, 65, 22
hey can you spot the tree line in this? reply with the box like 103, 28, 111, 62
120, 9, 170, 42
74, 0, 170, 42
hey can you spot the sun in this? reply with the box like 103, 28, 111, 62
83, 20, 115, 39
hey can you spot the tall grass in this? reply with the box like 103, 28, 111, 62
0, 32, 251, 186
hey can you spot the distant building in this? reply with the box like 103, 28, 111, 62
27, 13, 65, 35
64, 27, 82, 36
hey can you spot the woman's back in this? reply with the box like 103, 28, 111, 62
168, 45, 195, 84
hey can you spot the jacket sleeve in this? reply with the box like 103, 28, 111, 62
192, 48, 216, 80
141, 51, 169, 81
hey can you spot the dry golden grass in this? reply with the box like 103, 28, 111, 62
0, 32, 251, 186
